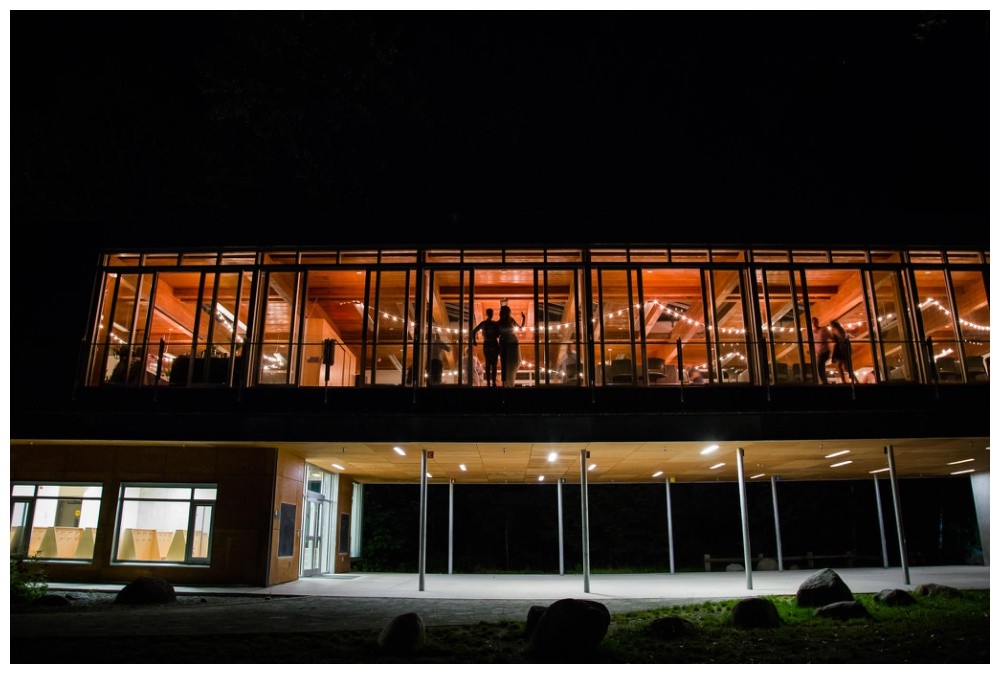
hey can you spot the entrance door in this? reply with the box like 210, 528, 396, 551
301, 494, 324, 576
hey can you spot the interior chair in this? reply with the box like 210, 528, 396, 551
965, 356, 988, 381
611, 357, 634, 383
771, 362, 790, 383
934, 356, 961, 382
645, 357, 666, 384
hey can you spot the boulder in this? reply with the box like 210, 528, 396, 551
756, 557, 779, 571
530, 598, 611, 660
114, 576, 176, 605
914, 583, 963, 599
648, 615, 697, 639
524, 605, 547, 637
796, 568, 854, 607
725, 563, 744, 572
33, 594, 72, 607
731, 597, 781, 628
814, 600, 872, 620
377, 612, 426, 655
873, 589, 915, 606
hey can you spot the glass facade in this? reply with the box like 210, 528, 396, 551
84, 246, 989, 389
10, 483, 103, 560
113, 484, 217, 564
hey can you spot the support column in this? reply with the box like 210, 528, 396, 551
665, 477, 675, 574
885, 445, 910, 585
770, 475, 784, 572
580, 449, 591, 593
873, 474, 889, 568
448, 478, 454, 575
418, 449, 428, 591
970, 473, 990, 566
557, 477, 565, 576
737, 447, 753, 590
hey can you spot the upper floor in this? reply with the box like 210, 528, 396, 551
83, 244, 989, 393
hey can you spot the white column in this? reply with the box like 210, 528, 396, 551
770, 475, 784, 572
873, 474, 889, 568
737, 447, 753, 590
665, 477, 675, 574
970, 473, 990, 565
580, 449, 591, 593
557, 477, 565, 576
885, 445, 910, 585
418, 449, 428, 591
448, 478, 454, 575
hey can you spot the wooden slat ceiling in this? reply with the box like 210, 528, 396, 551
279, 437, 990, 484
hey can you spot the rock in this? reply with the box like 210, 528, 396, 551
648, 615, 697, 639
814, 600, 872, 620
524, 605, 547, 636
914, 583, 963, 599
796, 568, 854, 607
114, 576, 177, 605
731, 597, 781, 628
377, 612, 426, 655
756, 557, 779, 571
725, 563, 744, 572
873, 589, 915, 606
530, 598, 611, 660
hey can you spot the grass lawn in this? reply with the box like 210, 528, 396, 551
10, 590, 989, 664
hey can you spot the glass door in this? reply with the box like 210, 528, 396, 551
301, 494, 323, 576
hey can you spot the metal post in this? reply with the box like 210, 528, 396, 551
418, 449, 428, 591
885, 445, 910, 584
737, 448, 753, 589
580, 449, 591, 593
665, 477, 675, 574
448, 478, 454, 575
873, 474, 889, 568
557, 477, 565, 576
770, 476, 784, 571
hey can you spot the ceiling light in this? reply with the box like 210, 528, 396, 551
588, 464, 597, 471
946, 458, 974, 465
548, 452, 558, 462
537, 475, 545, 481
700, 444, 720, 455
830, 460, 853, 468
709, 463, 725, 470
331, 463, 345, 471
750, 473, 765, 479
951, 468, 975, 475
825, 450, 850, 458
652, 470, 663, 478
393, 446, 406, 456
426, 472, 432, 478
459, 464, 467, 471
869, 467, 890, 474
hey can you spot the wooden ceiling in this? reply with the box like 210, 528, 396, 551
281, 436, 990, 484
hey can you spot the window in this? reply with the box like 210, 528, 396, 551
10, 483, 103, 560
113, 484, 217, 564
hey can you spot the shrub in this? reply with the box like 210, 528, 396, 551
10, 554, 48, 605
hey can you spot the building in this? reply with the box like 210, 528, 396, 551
9, 229, 990, 589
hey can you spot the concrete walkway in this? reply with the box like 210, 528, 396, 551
19, 565, 988, 639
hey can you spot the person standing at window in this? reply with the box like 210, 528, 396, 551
471, 307, 501, 387
830, 320, 858, 384
428, 333, 451, 385
497, 305, 526, 388
812, 316, 832, 384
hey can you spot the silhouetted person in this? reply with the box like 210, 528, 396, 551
558, 343, 578, 383
428, 333, 450, 385
471, 307, 501, 387
812, 316, 832, 384
830, 320, 858, 384
497, 305, 526, 387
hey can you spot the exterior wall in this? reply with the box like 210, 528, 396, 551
267, 449, 305, 585
10, 444, 276, 586
334, 475, 355, 573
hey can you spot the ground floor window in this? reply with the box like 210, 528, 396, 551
10, 483, 103, 560
113, 484, 217, 564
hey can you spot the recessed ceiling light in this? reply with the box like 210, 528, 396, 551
331, 463, 345, 471
459, 464, 467, 471
709, 463, 725, 470
537, 475, 545, 481
825, 450, 850, 458
830, 460, 853, 468
548, 452, 558, 462
750, 473, 765, 479
700, 444, 720, 455
652, 470, 663, 478
393, 446, 406, 456
426, 472, 432, 478
869, 467, 890, 474
951, 468, 975, 475
946, 458, 974, 465
588, 464, 597, 471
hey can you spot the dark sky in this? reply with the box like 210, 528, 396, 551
11, 10, 989, 248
